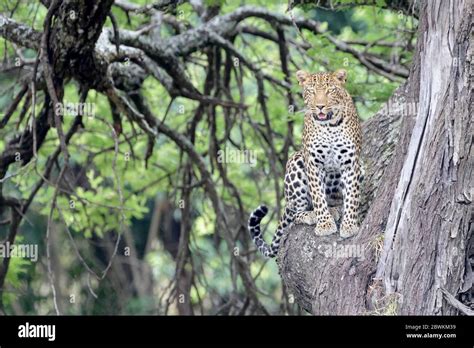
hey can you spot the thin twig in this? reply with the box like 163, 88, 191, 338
46, 165, 66, 315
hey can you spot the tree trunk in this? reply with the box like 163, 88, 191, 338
278, 0, 473, 315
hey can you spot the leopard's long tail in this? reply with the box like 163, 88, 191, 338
248, 205, 294, 258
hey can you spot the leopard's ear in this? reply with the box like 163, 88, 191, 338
296, 70, 310, 86
334, 69, 347, 84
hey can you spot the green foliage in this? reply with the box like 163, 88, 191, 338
2, 236, 31, 307
312, 8, 366, 34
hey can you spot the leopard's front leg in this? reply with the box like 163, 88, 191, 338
340, 160, 361, 238
303, 152, 337, 236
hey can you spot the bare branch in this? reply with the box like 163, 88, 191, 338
323, 35, 409, 80
344, 39, 407, 48
114, 0, 182, 14
440, 288, 474, 316
0, 84, 28, 129
287, 0, 419, 18
0, 14, 42, 49
40, 0, 69, 163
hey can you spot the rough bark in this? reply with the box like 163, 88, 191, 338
278, 0, 472, 315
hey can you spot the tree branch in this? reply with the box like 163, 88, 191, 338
114, 0, 182, 14
0, 14, 42, 49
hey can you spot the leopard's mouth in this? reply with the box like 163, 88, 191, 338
312, 111, 334, 121
317, 112, 327, 120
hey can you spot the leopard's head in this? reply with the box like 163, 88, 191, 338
296, 69, 352, 124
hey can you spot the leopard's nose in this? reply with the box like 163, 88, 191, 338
315, 105, 325, 110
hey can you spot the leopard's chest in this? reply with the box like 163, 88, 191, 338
304, 126, 355, 171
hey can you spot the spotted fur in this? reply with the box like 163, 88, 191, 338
249, 69, 363, 258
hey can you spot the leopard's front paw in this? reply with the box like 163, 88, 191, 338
314, 218, 337, 236
339, 221, 359, 238
294, 211, 318, 225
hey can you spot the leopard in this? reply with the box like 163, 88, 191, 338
248, 69, 363, 258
